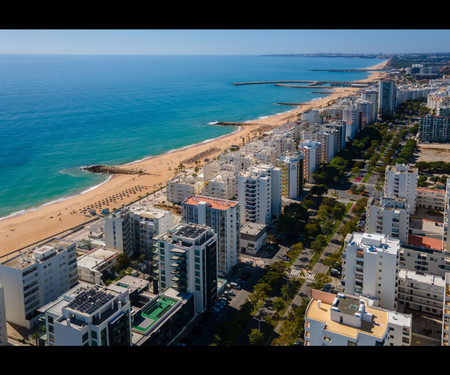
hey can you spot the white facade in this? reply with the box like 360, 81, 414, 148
181, 195, 240, 275
237, 164, 281, 225
442, 272, 450, 346
366, 197, 410, 244
304, 290, 389, 346
298, 139, 322, 183
342, 232, 400, 311
384, 164, 418, 214
77, 248, 117, 285
39, 283, 132, 346
239, 222, 267, 255
0, 238, 78, 328
387, 311, 412, 346
317, 129, 336, 164
166, 173, 203, 204
378, 79, 397, 117
398, 269, 445, 318
399, 244, 450, 278
416, 187, 446, 212
202, 171, 237, 200
302, 109, 320, 125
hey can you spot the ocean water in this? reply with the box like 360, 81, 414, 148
0, 54, 381, 219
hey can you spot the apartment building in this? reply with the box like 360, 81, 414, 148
298, 139, 322, 183
237, 164, 282, 225
181, 195, 239, 275
384, 164, 418, 214
239, 222, 267, 255
378, 79, 397, 118
276, 153, 304, 199
419, 115, 450, 143
304, 290, 390, 346
156, 223, 217, 314
399, 243, 450, 278
202, 171, 237, 200
0, 238, 78, 328
342, 232, 400, 311
104, 205, 174, 260
317, 128, 337, 164
366, 197, 410, 244
77, 247, 117, 285
442, 273, 450, 346
416, 187, 446, 212
166, 173, 204, 204
397, 269, 444, 318
39, 282, 131, 346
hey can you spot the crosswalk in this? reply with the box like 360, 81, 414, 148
289, 268, 302, 277
289, 268, 316, 281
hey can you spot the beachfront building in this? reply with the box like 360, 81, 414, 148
366, 196, 410, 244
302, 109, 321, 125
342, 232, 400, 311
298, 139, 322, 183
397, 269, 445, 319
384, 164, 418, 215
0, 283, 7, 345
239, 222, 267, 255
104, 205, 174, 260
77, 247, 117, 285
276, 153, 304, 199
166, 173, 204, 204
202, 171, 237, 200
419, 115, 450, 143
155, 223, 218, 314
0, 238, 78, 328
237, 164, 282, 226
39, 282, 132, 346
304, 290, 390, 346
378, 79, 397, 118
181, 195, 239, 276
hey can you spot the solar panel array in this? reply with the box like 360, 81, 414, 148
67, 287, 115, 315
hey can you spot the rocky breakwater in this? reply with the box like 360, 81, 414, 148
81, 165, 150, 175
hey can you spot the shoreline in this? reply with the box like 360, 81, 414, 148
0, 59, 389, 255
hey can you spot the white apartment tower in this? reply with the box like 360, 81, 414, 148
366, 197, 410, 244
237, 164, 282, 225
276, 153, 304, 199
181, 195, 240, 275
342, 232, 400, 311
39, 283, 132, 346
384, 164, 418, 214
0, 238, 78, 328
156, 223, 218, 314
298, 139, 322, 183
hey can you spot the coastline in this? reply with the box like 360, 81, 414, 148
0, 59, 389, 256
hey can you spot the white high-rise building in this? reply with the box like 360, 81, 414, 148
104, 205, 174, 259
156, 223, 218, 314
342, 232, 400, 311
181, 195, 240, 275
298, 139, 322, 183
317, 128, 337, 164
0, 238, 78, 328
366, 197, 410, 244
237, 164, 281, 225
384, 164, 418, 214
39, 283, 131, 346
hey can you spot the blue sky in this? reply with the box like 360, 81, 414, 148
0, 29, 449, 55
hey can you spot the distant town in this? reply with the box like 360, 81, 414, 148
1, 52, 450, 347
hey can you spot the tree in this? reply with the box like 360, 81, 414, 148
310, 184, 328, 197
249, 329, 265, 346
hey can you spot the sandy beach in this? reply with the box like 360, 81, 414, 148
0, 59, 389, 256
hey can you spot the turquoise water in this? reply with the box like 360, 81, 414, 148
0, 54, 382, 218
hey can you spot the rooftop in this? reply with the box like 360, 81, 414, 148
183, 195, 238, 211
306, 290, 388, 340
407, 234, 443, 251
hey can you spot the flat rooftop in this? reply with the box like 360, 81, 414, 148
306, 292, 388, 340
183, 195, 238, 211
66, 286, 117, 315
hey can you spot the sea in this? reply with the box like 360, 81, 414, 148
0, 54, 384, 219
